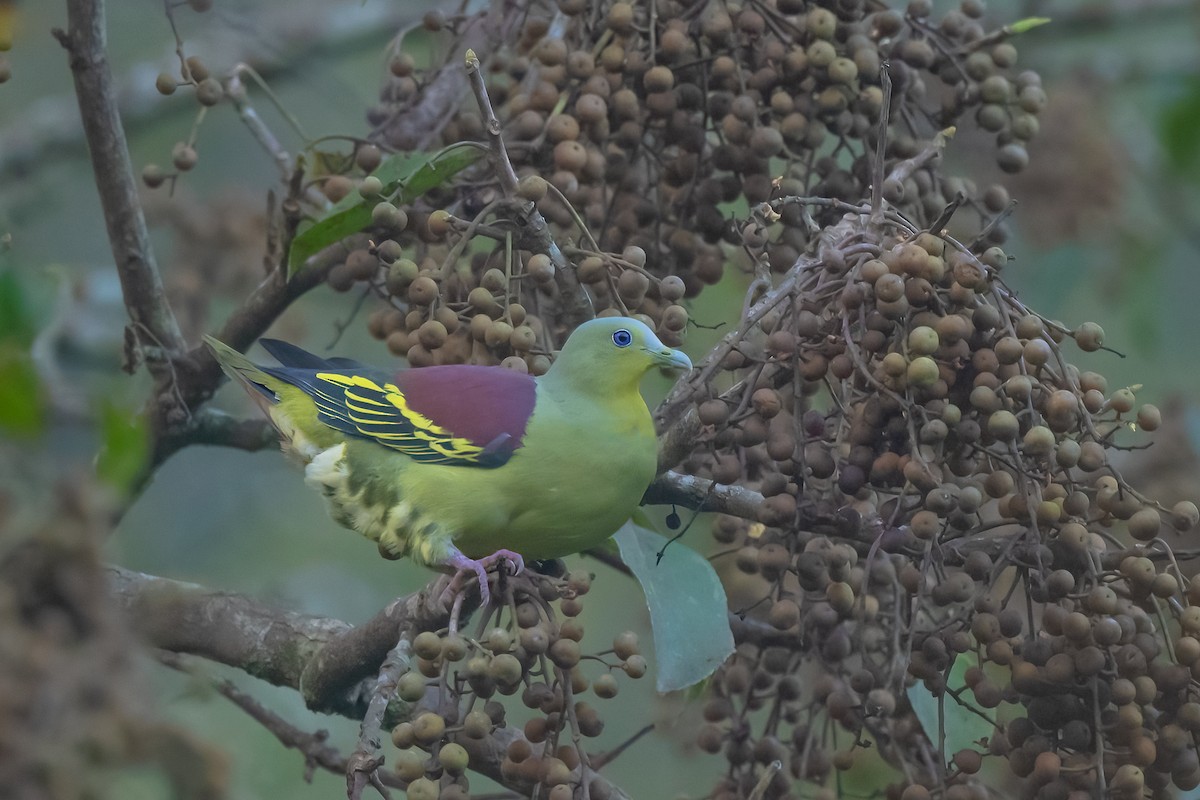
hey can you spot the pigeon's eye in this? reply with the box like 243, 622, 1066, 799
612, 329, 633, 348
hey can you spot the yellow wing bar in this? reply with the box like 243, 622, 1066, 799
313, 372, 487, 464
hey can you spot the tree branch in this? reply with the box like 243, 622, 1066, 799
146, 235, 366, 469
157, 409, 278, 458
643, 470, 766, 521
54, 0, 187, 382
108, 566, 350, 690
371, 1, 523, 150
108, 566, 632, 799
200, 235, 369, 398
50, 0, 376, 480
464, 49, 520, 195
347, 633, 410, 800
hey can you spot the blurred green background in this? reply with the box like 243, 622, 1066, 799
3, 0, 1200, 798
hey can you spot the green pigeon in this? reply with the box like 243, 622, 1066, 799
205, 317, 691, 604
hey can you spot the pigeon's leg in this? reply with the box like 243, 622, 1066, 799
442, 547, 525, 607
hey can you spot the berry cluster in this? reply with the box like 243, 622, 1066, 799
388, 571, 644, 798
325, 0, 1045, 369
683, 213, 1199, 798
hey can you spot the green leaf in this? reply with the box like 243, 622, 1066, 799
1007, 16, 1051, 34
0, 266, 43, 436
613, 510, 735, 693
286, 201, 372, 278
395, 143, 484, 201
287, 143, 484, 277
906, 650, 994, 764
95, 402, 150, 495
0, 267, 34, 344
0, 345, 44, 436
1160, 77, 1200, 177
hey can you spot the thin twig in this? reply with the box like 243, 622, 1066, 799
157, 651, 402, 791
464, 49, 520, 194
928, 191, 967, 233
590, 724, 655, 769
968, 199, 1018, 251
226, 64, 327, 212
870, 62, 893, 225
884, 127, 954, 192
653, 270, 799, 433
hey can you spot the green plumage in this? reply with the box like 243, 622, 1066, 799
205, 319, 691, 598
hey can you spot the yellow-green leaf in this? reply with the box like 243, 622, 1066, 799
1007, 16, 1051, 34
308, 147, 355, 178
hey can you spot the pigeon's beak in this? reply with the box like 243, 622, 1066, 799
652, 348, 693, 373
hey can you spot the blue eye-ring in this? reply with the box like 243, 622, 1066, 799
612, 329, 633, 347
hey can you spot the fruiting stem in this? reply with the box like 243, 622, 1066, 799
654, 261, 801, 431
463, 48, 594, 331
870, 63, 893, 226
560, 669, 592, 800
590, 723, 654, 770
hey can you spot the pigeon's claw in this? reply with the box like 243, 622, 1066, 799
443, 548, 525, 607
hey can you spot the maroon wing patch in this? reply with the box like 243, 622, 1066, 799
394, 365, 536, 465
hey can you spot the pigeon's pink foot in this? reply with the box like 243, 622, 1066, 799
443, 548, 525, 607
